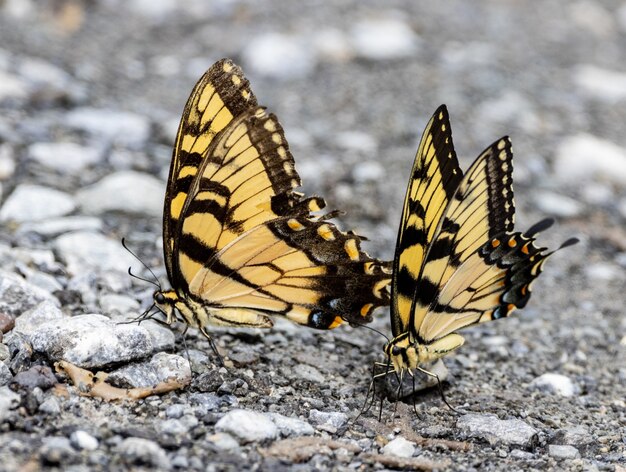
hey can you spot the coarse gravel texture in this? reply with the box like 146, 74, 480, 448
0, 1, 625, 471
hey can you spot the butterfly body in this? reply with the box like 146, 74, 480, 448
385, 105, 577, 378
154, 59, 390, 338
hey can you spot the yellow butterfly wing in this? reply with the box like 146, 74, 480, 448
390, 105, 462, 337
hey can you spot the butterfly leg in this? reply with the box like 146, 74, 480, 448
415, 365, 459, 413
199, 326, 224, 367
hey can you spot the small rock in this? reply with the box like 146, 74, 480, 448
0, 71, 28, 101
574, 65, 626, 101
65, 108, 151, 149
215, 409, 278, 443
16, 216, 103, 239
189, 393, 224, 414
140, 320, 175, 352
28, 142, 103, 173
77, 171, 164, 217
0, 184, 76, 223
24, 270, 63, 294
13, 300, 66, 336
11, 365, 57, 390
313, 29, 353, 62
39, 437, 75, 465
553, 425, 593, 447
267, 412, 315, 437
351, 17, 418, 60
554, 134, 626, 185
335, 131, 378, 154
54, 231, 140, 275
530, 373, 577, 397
457, 414, 538, 448
382, 436, 416, 458
30, 314, 153, 368
0, 143, 15, 179
107, 352, 191, 389
296, 364, 325, 383
206, 432, 240, 451
534, 192, 584, 218
0, 385, 21, 420
548, 444, 581, 460
353, 161, 385, 183
0, 362, 12, 386
308, 409, 348, 429
38, 397, 61, 415
166, 404, 185, 419
99, 293, 140, 317
157, 418, 189, 436
3, 332, 34, 373
0, 271, 60, 320
117, 437, 170, 469
243, 33, 315, 80
0, 312, 14, 334
585, 262, 622, 282
70, 430, 99, 451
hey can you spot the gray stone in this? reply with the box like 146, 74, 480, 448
267, 412, 314, 437
554, 425, 593, 447
308, 409, 348, 429
296, 364, 325, 383
0, 143, 15, 179
0, 362, 12, 386
165, 404, 185, 419
188, 393, 228, 414
70, 430, 99, 451
0, 71, 28, 101
28, 141, 103, 173
530, 373, 577, 397
16, 216, 103, 238
77, 171, 164, 217
141, 320, 175, 352
351, 18, 418, 60
38, 397, 61, 415
206, 432, 240, 451
335, 131, 378, 154
107, 352, 191, 389
352, 161, 385, 183
555, 134, 626, 185
382, 436, 416, 458
39, 437, 75, 465
116, 437, 170, 469
0, 271, 60, 320
0, 385, 21, 421
534, 192, 584, 218
98, 293, 140, 316
243, 33, 315, 80
215, 409, 278, 443
548, 444, 581, 460
157, 418, 189, 436
64, 108, 151, 149
24, 270, 63, 294
14, 300, 66, 336
585, 263, 623, 282
574, 65, 626, 101
457, 414, 538, 447
54, 231, 140, 275
18, 57, 73, 91
30, 314, 153, 368
0, 184, 76, 223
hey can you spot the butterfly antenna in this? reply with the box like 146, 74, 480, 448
343, 317, 390, 342
121, 238, 162, 290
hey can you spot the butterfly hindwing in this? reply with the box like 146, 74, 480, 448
391, 105, 463, 337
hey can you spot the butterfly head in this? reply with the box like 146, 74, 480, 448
383, 333, 418, 373
153, 289, 180, 325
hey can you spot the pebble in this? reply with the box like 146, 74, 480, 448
29, 314, 154, 368
28, 142, 103, 173
548, 444, 581, 460
585, 262, 622, 282
165, 404, 185, 419
0, 386, 20, 421
335, 131, 378, 154
574, 65, 626, 101
39, 437, 75, 465
0, 312, 14, 333
0, 71, 28, 101
24, 270, 63, 294
70, 430, 99, 451
296, 364, 325, 383
16, 216, 103, 238
0, 184, 76, 223
215, 409, 278, 443
554, 134, 626, 185
76, 171, 164, 217
350, 17, 418, 60
54, 231, 140, 275
553, 425, 593, 447
0, 270, 60, 320
141, 320, 176, 352
64, 108, 151, 149
11, 365, 57, 390
352, 161, 385, 183
243, 33, 315, 80
308, 409, 348, 429
116, 437, 171, 469
13, 300, 66, 336
38, 397, 61, 416
457, 414, 539, 448
206, 432, 240, 451
382, 436, 416, 458
534, 191, 584, 218
157, 418, 189, 436
98, 293, 140, 317
0, 362, 12, 386
619, 198, 626, 219
267, 412, 315, 437
106, 352, 191, 389
313, 29, 353, 62
530, 373, 577, 397
0, 143, 15, 179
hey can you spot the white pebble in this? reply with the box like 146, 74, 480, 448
215, 409, 278, 443
351, 18, 418, 60
530, 373, 577, 397
243, 33, 316, 80
574, 65, 626, 101
0, 184, 76, 223
382, 436, 415, 458
70, 430, 99, 451
28, 142, 102, 174
534, 191, 584, 218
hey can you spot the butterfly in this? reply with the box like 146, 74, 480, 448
151, 59, 391, 350
382, 105, 578, 392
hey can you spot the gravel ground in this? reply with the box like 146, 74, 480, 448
0, 1, 625, 470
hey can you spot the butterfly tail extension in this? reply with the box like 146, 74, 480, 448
479, 221, 578, 320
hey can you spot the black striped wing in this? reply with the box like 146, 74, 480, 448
410, 137, 518, 341
164, 59, 258, 287
390, 105, 463, 337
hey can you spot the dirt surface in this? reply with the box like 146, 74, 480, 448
0, 1, 624, 470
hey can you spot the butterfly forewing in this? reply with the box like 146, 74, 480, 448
391, 105, 463, 337
164, 59, 258, 286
